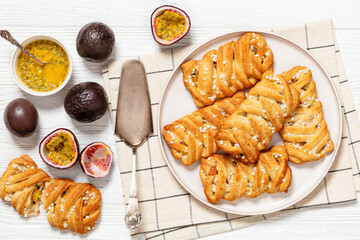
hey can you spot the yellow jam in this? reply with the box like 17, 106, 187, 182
46, 133, 75, 166
156, 10, 186, 41
16, 39, 69, 92
31, 185, 42, 204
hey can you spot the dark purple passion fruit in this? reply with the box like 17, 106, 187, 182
76, 22, 115, 63
39, 128, 79, 169
4, 98, 38, 137
80, 142, 113, 178
64, 82, 108, 123
151, 5, 191, 46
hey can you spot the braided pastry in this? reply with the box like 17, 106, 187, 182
0, 155, 51, 217
163, 92, 246, 166
181, 32, 274, 107
42, 179, 101, 234
279, 66, 334, 164
215, 71, 299, 163
200, 146, 292, 204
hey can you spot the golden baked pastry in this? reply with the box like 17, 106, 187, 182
215, 71, 299, 163
200, 146, 292, 204
0, 155, 51, 217
163, 92, 246, 166
280, 66, 334, 164
181, 32, 274, 107
42, 179, 102, 234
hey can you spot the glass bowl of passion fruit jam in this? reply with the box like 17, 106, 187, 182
11, 36, 72, 96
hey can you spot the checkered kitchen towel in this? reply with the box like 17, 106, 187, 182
101, 19, 360, 240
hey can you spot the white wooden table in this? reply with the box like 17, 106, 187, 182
0, 0, 360, 239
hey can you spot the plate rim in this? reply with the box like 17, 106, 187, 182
156, 30, 343, 215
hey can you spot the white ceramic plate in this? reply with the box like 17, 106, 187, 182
157, 31, 342, 215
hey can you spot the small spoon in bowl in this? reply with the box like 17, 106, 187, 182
0, 30, 57, 82
0, 30, 47, 66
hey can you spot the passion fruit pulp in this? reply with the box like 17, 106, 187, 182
39, 128, 79, 169
80, 142, 113, 178
151, 5, 191, 46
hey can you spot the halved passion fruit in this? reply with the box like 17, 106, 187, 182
80, 142, 113, 178
151, 5, 191, 46
39, 128, 79, 169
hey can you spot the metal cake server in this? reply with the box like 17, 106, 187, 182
115, 59, 153, 231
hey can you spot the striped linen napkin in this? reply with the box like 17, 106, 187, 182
102, 19, 360, 240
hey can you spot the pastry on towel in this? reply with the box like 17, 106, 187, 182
42, 178, 102, 234
0, 155, 51, 217
199, 145, 292, 204
181, 32, 273, 107
215, 71, 299, 164
163, 92, 246, 166
280, 66, 334, 164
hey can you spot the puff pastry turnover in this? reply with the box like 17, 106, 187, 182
163, 92, 246, 166
215, 71, 299, 163
42, 179, 102, 234
181, 32, 273, 107
0, 155, 51, 217
280, 66, 334, 164
200, 146, 292, 204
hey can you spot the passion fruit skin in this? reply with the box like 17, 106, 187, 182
39, 128, 79, 169
4, 98, 38, 137
151, 5, 191, 46
80, 142, 113, 178
76, 22, 115, 63
64, 82, 108, 123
